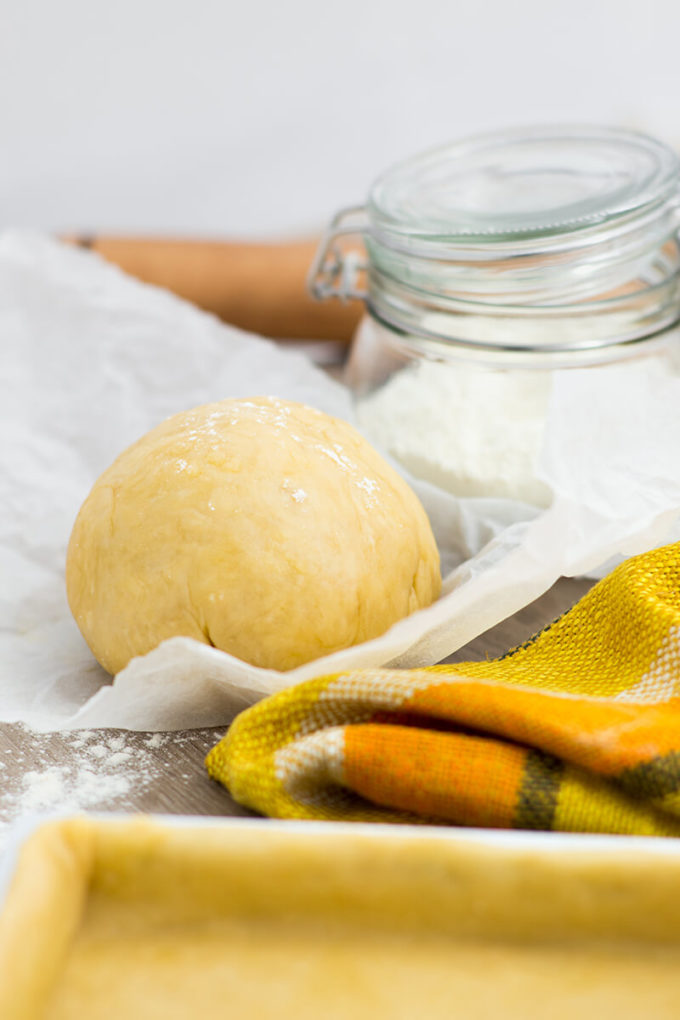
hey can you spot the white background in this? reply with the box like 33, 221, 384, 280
2, 0, 680, 238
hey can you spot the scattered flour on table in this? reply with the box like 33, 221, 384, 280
0, 728, 219, 852
6, 731, 166, 815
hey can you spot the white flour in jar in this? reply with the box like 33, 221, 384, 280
357, 358, 553, 507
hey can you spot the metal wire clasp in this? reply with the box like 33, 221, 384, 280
307, 206, 369, 302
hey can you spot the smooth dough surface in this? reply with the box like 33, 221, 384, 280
66, 396, 441, 673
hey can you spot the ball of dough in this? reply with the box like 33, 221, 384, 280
66, 396, 441, 673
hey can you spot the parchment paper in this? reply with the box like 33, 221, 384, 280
3, 231, 680, 731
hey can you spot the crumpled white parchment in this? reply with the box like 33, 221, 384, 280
3, 231, 680, 731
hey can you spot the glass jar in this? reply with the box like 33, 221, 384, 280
308, 125, 680, 508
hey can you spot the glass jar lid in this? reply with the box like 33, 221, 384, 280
309, 125, 680, 362
368, 125, 680, 246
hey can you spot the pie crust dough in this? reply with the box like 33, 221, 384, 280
2, 817, 680, 1019
66, 397, 441, 673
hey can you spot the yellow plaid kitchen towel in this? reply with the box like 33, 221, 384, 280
206, 542, 680, 835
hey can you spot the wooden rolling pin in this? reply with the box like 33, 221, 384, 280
62, 236, 363, 342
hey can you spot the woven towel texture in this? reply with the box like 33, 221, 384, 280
206, 543, 680, 834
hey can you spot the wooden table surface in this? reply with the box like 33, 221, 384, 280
0, 576, 593, 839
